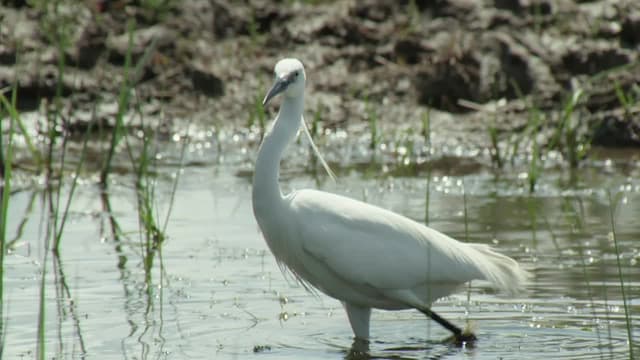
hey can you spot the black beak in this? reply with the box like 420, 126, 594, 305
263, 74, 293, 106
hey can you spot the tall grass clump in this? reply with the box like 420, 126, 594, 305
133, 129, 164, 287
33, 0, 94, 252
510, 85, 589, 191
548, 88, 588, 169
123, 99, 187, 294
505, 79, 544, 192
120, 100, 164, 292
25, 1, 78, 356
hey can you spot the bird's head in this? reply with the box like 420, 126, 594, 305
263, 58, 306, 106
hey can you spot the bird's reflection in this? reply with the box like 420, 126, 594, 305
343, 336, 469, 360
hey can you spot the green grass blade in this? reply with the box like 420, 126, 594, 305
607, 191, 634, 358
53, 119, 93, 253
422, 108, 431, 151
0, 102, 16, 343
0, 91, 42, 169
101, 20, 136, 186
162, 133, 188, 234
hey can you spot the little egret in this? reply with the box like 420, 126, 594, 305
252, 58, 529, 346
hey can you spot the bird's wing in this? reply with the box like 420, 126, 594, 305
289, 189, 485, 291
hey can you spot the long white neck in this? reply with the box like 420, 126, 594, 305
252, 95, 304, 221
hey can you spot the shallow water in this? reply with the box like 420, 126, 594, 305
2, 137, 640, 360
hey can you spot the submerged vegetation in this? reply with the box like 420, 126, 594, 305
1, 8, 185, 358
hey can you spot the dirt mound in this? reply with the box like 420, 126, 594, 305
0, 0, 638, 148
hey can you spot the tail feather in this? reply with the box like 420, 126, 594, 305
469, 244, 530, 293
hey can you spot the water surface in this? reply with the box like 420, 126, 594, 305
3, 137, 639, 359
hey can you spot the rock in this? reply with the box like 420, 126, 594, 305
583, 68, 640, 113
315, 18, 380, 47
485, 32, 535, 100
393, 37, 433, 64
2, 0, 28, 8
592, 112, 640, 147
493, 0, 554, 15
414, 31, 540, 112
1, 0, 638, 152
399, 0, 448, 12
211, 1, 248, 38
415, 52, 481, 112
106, 24, 175, 66
188, 62, 224, 97
0, 44, 16, 65
0, 64, 73, 111
620, 13, 640, 47
66, 15, 107, 69
350, 0, 395, 22
176, 0, 215, 36
210, 0, 290, 39
561, 45, 632, 76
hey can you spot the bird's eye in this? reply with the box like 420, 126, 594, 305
294, 71, 299, 77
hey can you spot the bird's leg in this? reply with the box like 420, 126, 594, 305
348, 337, 370, 357
344, 303, 372, 341
419, 308, 477, 346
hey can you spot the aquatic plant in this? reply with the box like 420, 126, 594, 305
307, 105, 323, 177
421, 108, 431, 153
136, 130, 164, 288
406, 0, 420, 32
549, 88, 588, 169
564, 197, 606, 354
247, 9, 262, 48
424, 168, 432, 226
487, 117, 503, 169
527, 109, 542, 193
101, 20, 158, 186
365, 95, 379, 150
249, 86, 267, 139
140, 0, 175, 22
119, 98, 187, 296
101, 20, 136, 187
52, 118, 93, 254
0, 87, 41, 170
0, 91, 17, 353
614, 81, 639, 118
608, 191, 634, 359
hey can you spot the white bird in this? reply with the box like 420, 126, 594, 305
252, 58, 529, 346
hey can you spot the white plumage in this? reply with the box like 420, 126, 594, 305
252, 58, 529, 345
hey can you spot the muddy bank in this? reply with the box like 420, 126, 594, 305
1, 0, 639, 157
